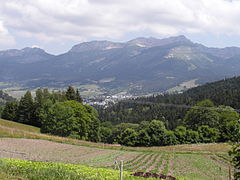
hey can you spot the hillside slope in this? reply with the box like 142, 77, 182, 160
0, 118, 232, 180
0, 36, 240, 95
0, 118, 231, 153
99, 76, 240, 127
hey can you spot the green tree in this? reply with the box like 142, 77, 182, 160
41, 102, 75, 137
112, 123, 139, 143
198, 125, 220, 143
76, 89, 83, 103
217, 106, 240, 142
223, 120, 240, 142
174, 126, 187, 144
119, 128, 138, 146
184, 99, 220, 130
65, 86, 83, 103
1, 102, 18, 121
185, 129, 199, 144
41, 100, 100, 142
84, 104, 100, 142
0, 106, 3, 117
99, 126, 112, 143
136, 129, 151, 146
32, 89, 51, 127
16, 91, 34, 124
229, 143, 240, 180
146, 120, 168, 146
65, 86, 76, 101
164, 130, 177, 145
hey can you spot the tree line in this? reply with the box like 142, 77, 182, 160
99, 99, 240, 146
98, 76, 240, 129
1, 87, 100, 142
1, 77, 240, 147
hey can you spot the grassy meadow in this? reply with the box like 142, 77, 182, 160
0, 118, 233, 180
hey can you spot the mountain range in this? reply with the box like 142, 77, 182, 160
0, 35, 240, 96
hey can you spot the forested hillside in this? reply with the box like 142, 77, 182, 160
1, 87, 100, 142
99, 76, 240, 129
1, 77, 240, 147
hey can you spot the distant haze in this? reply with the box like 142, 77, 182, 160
0, 0, 240, 54
0, 36, 240, 96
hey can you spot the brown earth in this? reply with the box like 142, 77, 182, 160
0, 138, 139, 167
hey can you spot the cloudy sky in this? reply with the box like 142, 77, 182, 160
0, 0, 240, 54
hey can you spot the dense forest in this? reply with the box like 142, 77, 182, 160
99, 76, 240, 129
95, 77, 240, 146
1, 77, 240, 147
1, 87, 100, 142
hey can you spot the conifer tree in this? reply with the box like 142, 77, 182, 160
76, 89, 83, 103
16, 91, 34, 124
65, 86, 76, 101
1, 101, 18, 121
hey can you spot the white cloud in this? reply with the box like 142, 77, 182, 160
0, 21, 15, 47
0, 0, 240, 44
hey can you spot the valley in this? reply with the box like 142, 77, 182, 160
1, 36, 240, 98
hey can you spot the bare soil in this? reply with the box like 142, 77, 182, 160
146, 154, 163, 172
0, 138, 139, 167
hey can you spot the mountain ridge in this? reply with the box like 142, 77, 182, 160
0, 35, 240, 96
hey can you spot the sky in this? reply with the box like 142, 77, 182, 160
0, 0, 240, 55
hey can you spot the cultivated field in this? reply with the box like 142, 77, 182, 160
0, 119, 233, 180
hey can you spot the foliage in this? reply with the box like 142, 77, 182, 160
99, 76, 240, 130
146, 120, 169, 146
185, 130, 199, 144
119, 128, 138, 146
99, 98, 239, 146
1, 101, 18, 121
0, 106, 3, 117
16, 91, 34, 124
174, 126, 187, 144
1, 87, 83, 128
66, 86, 83, 103
217, 106, 240, 142
197, 125, 220, 143
229, 143, 240, 180
184, 100, 220, 130
136, 129, 151, 146
41, 100, 100, 142
99, 126, 113, 143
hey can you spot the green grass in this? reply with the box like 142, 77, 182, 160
124, 153, 145, 167
79, 151, 125, 167
124, 153, 151, 170
0, 119, 231, 154
173, 154, 229, 180
0, 171, 27, 180
0, 119, 233, 179
0, 158, 179, 180
162, 153, 170, 175
0, 119, 40, 133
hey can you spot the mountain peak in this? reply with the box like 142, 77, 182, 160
69, 40, 124, 53
69, 35, 193, 53
0, 47, 48, 57
127, 37, 159, 47
21, 47, 48, 54
0, 47, 53, 64
127, 35, 192, 48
